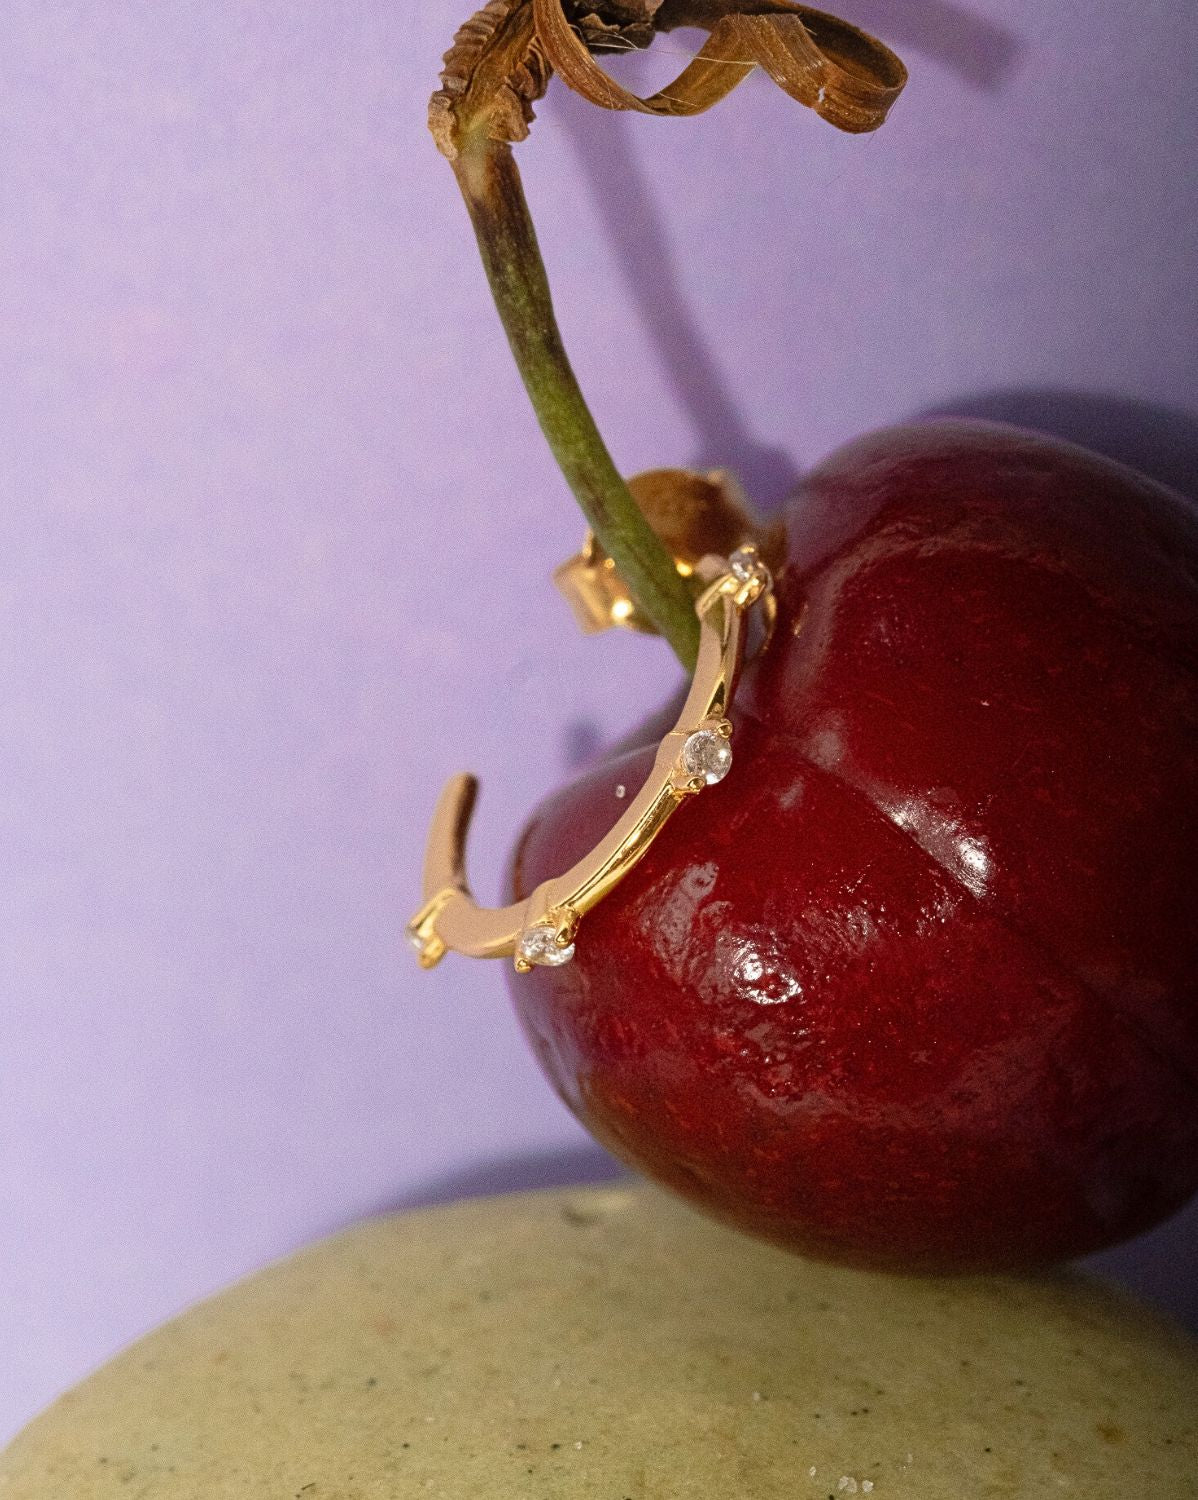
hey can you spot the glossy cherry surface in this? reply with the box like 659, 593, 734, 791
508, 420, 1198, 1273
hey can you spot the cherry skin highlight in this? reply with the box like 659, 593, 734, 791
507, 420, 1198, 1274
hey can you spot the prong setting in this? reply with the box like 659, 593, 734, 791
724, 544, 772, 607
514, 919, 578, 972
678, 722, 734, 787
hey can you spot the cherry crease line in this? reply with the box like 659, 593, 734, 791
739, 711, 1198, 1098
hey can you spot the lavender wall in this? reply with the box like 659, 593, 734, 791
2, 0, 1195, 1442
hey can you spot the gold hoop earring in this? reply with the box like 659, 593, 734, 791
407, 545, 772, 973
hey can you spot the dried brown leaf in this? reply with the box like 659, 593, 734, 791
430, 0, 905, 159
534, 0, 905, 132
430, 0, 551, 160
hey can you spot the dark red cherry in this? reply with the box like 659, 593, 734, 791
507, 420, 1198, 1273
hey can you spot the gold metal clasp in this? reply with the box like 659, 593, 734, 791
553, 468, 776, 635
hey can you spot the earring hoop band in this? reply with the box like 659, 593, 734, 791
407, 545, 772, 973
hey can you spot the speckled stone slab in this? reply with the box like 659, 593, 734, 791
2, 1185, 1195, 1498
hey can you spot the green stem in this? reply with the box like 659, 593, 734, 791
453, 136, 700, 669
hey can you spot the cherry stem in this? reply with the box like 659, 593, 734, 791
453, 136, 700, 669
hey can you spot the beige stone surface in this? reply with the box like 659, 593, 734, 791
2, 1185, 1195, 1498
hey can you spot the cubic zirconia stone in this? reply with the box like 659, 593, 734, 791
681, 727, 733, 785
406, 926, 426, 955
728, 545, 767, 584
517, 925, 576, 968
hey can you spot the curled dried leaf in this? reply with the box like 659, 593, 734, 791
534, 0, 906, 132
430, 0, 906, 161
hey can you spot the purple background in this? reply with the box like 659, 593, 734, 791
2, 0, 1196, 1443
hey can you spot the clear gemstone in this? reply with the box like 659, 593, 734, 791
517, 925, 576, 968
406, 926, 426, 954
728, 545, 767, 583
681, 727, 733, 785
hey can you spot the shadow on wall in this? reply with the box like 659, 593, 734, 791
837, 0, 1023, 91
927, 391, 1198, 503
553, 87, 801, 511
